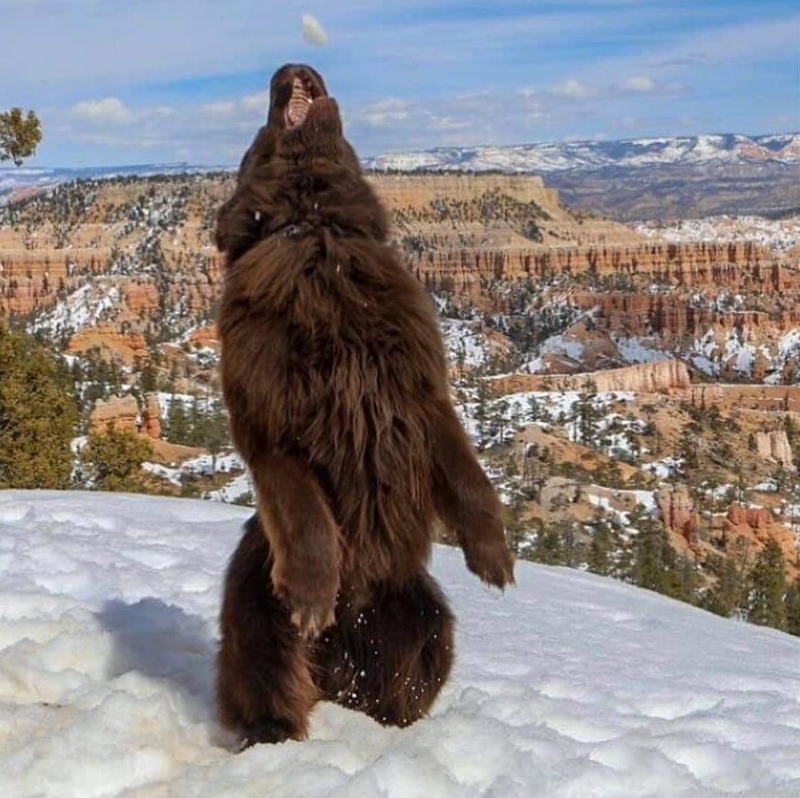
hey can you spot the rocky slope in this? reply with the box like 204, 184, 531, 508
1, 171, 798, 381
365, 133, 800, 219
1, 170, 798, 595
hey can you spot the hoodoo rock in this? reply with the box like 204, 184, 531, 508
89, 395, 140, 435
754, 430, 796, 472
656, 484, 700, 547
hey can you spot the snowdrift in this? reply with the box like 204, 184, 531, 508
0, 490, 797, 797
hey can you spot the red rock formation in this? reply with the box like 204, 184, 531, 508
657, 485, 700, 547
141, 394, 162, 439
68, 326, 149, 366
754, 430, 796, 472
494, 359, 691, 395
723, 504, 798, 566
89, 395, 140, 435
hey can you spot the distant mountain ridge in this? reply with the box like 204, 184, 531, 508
2, 132, 798, 218
0, 162, 227, 202
363, 133, 800, 174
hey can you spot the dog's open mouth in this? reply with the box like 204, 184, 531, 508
285, 75, 323, 128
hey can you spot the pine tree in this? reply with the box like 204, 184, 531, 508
630, 511, 683, 598
202, 400, 231, 474
166, 396, 190, 444
80, 423, 153, 492
532, 522, 566, 565
703, 555, 743, 618
573, 383, 600, 446
139, 362, 158, 393
746, 538, 787, 631
588, 522, 613, 576
188, 396, 204, 446
676, 421, 701, 470
0, 324, 78, 489
784, 577, 800, 637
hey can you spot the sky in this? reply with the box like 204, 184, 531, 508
0, 0, 798, 167
1, 490, 798, 796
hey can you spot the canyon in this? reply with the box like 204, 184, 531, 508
1, 173, 798, 382
1, 170, 798, 593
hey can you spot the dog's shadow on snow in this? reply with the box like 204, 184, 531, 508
97, 598, 218, 722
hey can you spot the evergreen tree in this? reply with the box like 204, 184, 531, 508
188, 396, 204, 446
784, 577, 800, 637
675, 555, 699, 605
588, 521, 613, 576
746, 538, 787, 631
703, 555, 743, 618
138, 362, 158, 393
166, 396, 190, 444
573, 383, 600, 446
0, 324, 78, 489
202, 400, 231, 474
473, 375, 490, 446
630, 510, 683, 598
532, 522, 566, 565
676, 421, 701, 470
80, 423, 153, 492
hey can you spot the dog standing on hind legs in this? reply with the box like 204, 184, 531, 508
215, 63, 515, 748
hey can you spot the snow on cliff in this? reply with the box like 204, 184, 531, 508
0, 490, 798, 797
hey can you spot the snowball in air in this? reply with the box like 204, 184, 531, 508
302, 14, 328, 46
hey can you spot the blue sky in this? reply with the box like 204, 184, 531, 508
0, 0, 797, 167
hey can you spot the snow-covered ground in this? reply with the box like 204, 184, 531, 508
0, 491, 798, 798
635, 215, 800, 254
30, 283, 121, 339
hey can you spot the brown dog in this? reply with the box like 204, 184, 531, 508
215, 63, 514, 747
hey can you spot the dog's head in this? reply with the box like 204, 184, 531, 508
267, 63, 347, 163
268, 63, 329, 131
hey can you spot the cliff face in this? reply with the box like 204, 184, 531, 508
366, 173, 561, 214
0, 172, 796, 386
493, 359, 692, 395
409, 241, 791, 296
754, 430, 796, 471
0, 176, 226, 327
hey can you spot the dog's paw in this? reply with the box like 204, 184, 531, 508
273, 565, 339, 639
463, 531, 516, 590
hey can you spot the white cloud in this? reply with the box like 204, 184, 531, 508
70, 97, 133, 125
430, 115, 471, 131
142, 106, 176, 120
364, 98, 411, 126
239, 91, 269, 115
199, 101, 238, 117
550, 79, 596, 101
622, 76, 656, 93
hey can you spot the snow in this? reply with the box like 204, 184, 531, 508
301, 13, 328, 46
364, 134, 800, 174
584, 488, 656, 528
0, 490, 798, 797
635, 215, 800, 254
155, 391, 199, 420
614, 336, 671, 365
31, 284, 120, 338
442, 319, 489, 367
643, 456, 684, 479
205, 472, 253, 504
539, 334, 586, 362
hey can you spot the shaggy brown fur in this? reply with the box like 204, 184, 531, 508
215, 63, 514, 747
